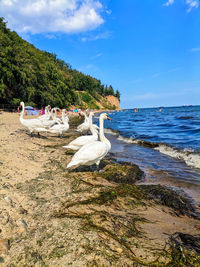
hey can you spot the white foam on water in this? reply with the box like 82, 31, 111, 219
104, 128, 118, 135
155, 145, 200, 169
105, 126, 200, 170
117, 135, 139, 144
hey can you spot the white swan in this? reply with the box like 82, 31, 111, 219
38, 105, 51, 121
76, 112, 89, 133
47, 109, 69, 136
19, 102, 49, 135
77, 111, 99, 133
67, 113, 111, 170
19, 102, 58, 135
63, 112, 98, 150
50, 108, 62, 123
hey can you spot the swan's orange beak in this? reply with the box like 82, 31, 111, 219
107, 116, 111, 121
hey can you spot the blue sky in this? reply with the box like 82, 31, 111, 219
0, 0, 200, 108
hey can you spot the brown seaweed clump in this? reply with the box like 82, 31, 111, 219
140, 184, 198, 217
170, 232, 200, 254
99, 161, 144, 184
165, 232, 200, 266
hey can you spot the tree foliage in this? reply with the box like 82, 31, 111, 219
0, 18, 120, 108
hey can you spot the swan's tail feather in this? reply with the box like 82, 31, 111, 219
66, 161, 77, 169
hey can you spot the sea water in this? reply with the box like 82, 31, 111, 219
96, 106, 200, 203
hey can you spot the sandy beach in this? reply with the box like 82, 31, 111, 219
0, 111, 200, 266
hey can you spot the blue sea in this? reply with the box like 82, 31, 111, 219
97, 106, 200, 203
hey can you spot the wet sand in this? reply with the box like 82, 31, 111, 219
0, 112, 200, 266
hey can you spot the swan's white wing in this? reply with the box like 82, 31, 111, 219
49, 123, 63, 130
77, 121, 89, 132
67, 141, 108, 168
32, 127, 48, 132
64, 135, 97, 149
21, 118, 46, 128
41, 119, 57, 128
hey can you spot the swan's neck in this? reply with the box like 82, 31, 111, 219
62, 110, 65, 122
45, 106, 48, 114
62, 111, 68, 125
99, 117, 110, 147
51, 109, 57, 120
83, 113, 88, 123
89, 114, 97, 136
20, 102, 24, 120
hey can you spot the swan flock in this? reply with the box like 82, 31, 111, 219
19, 102, 111, 170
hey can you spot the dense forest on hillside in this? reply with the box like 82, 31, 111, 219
0, 18, 120, 109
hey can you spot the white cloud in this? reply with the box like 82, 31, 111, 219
163, 0, 199, 11
186, 0, 199, 12
45, 34, 57, 39
190, 47, 200, 52
105, 9, 112, 15
91, 52, 102, 59
81, 31, 111, 42
0, 0, 104, 34
163, 0, 174, 7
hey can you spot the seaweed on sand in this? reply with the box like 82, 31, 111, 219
55, 209, 150, 265
163, 232, 200, 266
170, 232, 200, 254
54, 184, 152, 265
140, 184, 198, 217
99, 161, 144, 184
56, 184, 147, 212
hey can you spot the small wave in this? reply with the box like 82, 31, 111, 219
115, 132, 200, 169
155, 145, 200, 169
117, 135, 159, 148
117, 135, 139, 144
177, 116, 196, 120
104, 128, 119, 135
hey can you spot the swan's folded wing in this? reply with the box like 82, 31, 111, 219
22, 118, 46, 128
69, 136, 95, 146
72, 142, 108, 163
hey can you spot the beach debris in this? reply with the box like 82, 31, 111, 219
18, 206, 28, 215
4, 196, 13, 205
116, 248, 123, 253
16, 218, 28, 234
0, 239, 10, 252
19, 218, 28, 229
195, 225, 200, 230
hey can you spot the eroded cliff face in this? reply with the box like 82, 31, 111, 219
105, 95, 121, 110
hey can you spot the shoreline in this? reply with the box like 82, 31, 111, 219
105, 131, 200, 205
0, 112, 200, 266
